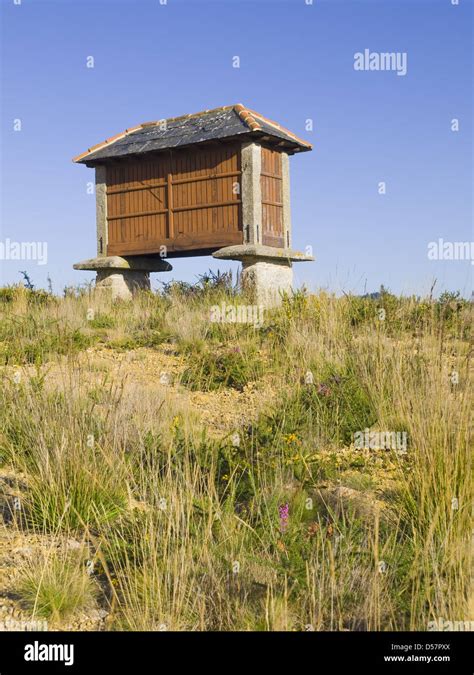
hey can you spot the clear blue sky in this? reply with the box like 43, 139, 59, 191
1, 0, 472, 297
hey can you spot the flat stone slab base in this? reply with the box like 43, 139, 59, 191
74, 255, 173, 301
73, 255, 172, 272
212, 244, 314, 263
213, 244, 314, 307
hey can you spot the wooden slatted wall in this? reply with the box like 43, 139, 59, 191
260, 146, 284, 248
106, 143, 242, 256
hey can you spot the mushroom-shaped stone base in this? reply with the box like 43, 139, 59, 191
73, 256, 172, 301
213, 245, 314, 308
94, 269, 151, 300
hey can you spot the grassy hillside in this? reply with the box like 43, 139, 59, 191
0, 280, 471, 631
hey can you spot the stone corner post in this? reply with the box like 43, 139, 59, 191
95, 166, 108, 257
240, 142, 262, 246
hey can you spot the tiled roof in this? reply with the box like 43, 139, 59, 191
73, 104, 312, 164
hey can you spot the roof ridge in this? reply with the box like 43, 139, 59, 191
243, 106, 312, 148
233, 104, 262, 132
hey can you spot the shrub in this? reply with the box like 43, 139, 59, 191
251, 359, 377, 450
0, 315, 95, 365
25, 464, 127, 531
18, 548, 98, 621
88, 313, 116, 329
0, 286, 19, 303
181, 343, 265, 391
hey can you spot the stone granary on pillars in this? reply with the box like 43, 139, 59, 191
73, 104, 314, 303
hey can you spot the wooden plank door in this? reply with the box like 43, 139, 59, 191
261, 147, 284, 248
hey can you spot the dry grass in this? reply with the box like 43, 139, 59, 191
0, 283, 471, 631
18, 545, 98, 622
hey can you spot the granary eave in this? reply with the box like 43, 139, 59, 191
73, 104, 312, 166
81, 133, 307, 167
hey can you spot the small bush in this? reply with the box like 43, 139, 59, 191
18, 549, 98, 621
0, 316, 96, 365
26, 469, 126, 531
252, 359, 377, 450
88, 314, 116, 329
181, 343, 265, 391
0, 286, 18, 303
